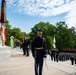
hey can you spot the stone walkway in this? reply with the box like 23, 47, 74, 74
0, 48, 76, 75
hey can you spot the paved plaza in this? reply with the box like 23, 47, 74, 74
0, 48, 76, 75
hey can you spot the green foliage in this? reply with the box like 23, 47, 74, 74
5, 20, 76, 51
55, 21, 76, 50
6, 20, 12, 46
30, 22, 55, 50
5, 20, 26, 46
11, 27, 25, 41
30, 21, 76, 51
45, 36, 53, 50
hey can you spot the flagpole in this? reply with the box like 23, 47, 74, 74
1, 0, 6, 46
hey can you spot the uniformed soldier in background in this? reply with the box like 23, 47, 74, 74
22, 38, 26, 55
22, 37, 30, 56
70, 56, 74, 65
24, 36, 30, 56
31, 29, 46, 75
75, 55, 76, 65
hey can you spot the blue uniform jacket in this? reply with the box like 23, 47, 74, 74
31, 36, 46, 58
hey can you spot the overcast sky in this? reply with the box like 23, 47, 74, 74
0, 0, 76, 33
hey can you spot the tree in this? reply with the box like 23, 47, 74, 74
30, 22, 55, 50
6, 20, 12, 46
11, 27, 26, 44
5, 20, 26, 46
55, 21, 76, 51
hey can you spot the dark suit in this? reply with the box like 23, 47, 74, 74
31, 36, 46, 75
22, 39, 30, 56
24, 39, 30, 56
75, 55, 76, 65
70, 56, 74, 65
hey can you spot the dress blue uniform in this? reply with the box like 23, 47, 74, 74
22, 38, 30, 56
31, 30, 46, 75
24, 39, 30, 56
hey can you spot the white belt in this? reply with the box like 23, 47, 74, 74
35, 47, 43, 50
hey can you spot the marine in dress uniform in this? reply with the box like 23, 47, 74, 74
75, 55, 76, 65
22, 37, 30, 56
31, 29, 46, 75
24, 37, 30, 56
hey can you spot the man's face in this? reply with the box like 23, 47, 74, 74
37, 31, 42, 37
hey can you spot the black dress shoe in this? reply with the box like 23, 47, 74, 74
26, 55, 29, 57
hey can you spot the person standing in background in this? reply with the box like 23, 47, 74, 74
31, 29, 46, 75
24, 36, 30, 56
22, 38, 26, 55
10, 36, 14, 49
75, 55, 76, 65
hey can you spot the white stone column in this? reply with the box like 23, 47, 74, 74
0, 46, 11, 60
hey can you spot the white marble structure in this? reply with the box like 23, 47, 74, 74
0, 46, 11, 60
0, 35, 11, 60
0, 30, 11, 60
0, 35, 2, 46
